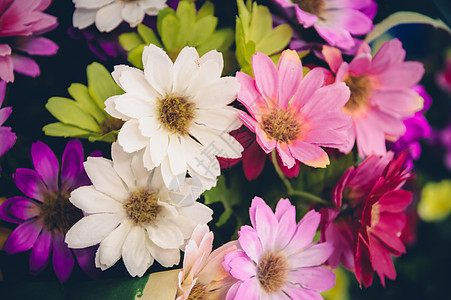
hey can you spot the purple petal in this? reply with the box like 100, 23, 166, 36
0, 80, 6, 106
13, 37, 58, 55
0, 106, 12, 124
32, 141, 59, 193
11, 54, 40, 77
30, 229, 52, 273
52, 232, 75, 283
8, 196, 40, 221
73, 246, 100, 279
0, 127, 16, 156
3, 219, 43, 254
61, 140, 85, 194
0, 197, 24, 224
13, 168, 48, 201
0, 54, 14, 82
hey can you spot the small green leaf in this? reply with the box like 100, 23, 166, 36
137, 24, 162, 48
189, 16, 217, 47
86, 62, 123, 110
88, 131, 118, 143
157, 7, 176, 35
196, 28, 233, 55
128, 45, 145, 69
236, 0, 251, 35
256, 24, 292, 56
118, 32, 143, 51
249, 2, 272, 43
160, 14, 181, 52
46, 97, 100, 132
176, 0, 196, 47
43, 122, 92, 138
67, 83, 107, 123
196, 1, 215, 20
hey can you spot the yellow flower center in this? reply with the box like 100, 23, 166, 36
343, 75, 372, 115
123, 188, 161, 225
261, 109, 302, 143
292, 0, 326, 17
100, 117, 125, 135
157, 94, 195, 135
257, 252, 289, 294
40, 193, 83, 233
187, 282, 208, 300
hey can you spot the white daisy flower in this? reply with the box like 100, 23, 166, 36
72, 0, 167, 32
105, 45, 243, 190
65, 142, 212, 277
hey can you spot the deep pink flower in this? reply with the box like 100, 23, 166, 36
272, 0, 376, 50
322, 39, 425, 157
0, 0, 58, 82
237, 50, 352, 170
223, 197, 335, 299
0, 140, 97, 282
0, 81, 16, 168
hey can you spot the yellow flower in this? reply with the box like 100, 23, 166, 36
418, 180, 451, 222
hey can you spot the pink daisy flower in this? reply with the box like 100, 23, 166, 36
0, 0, 58, 82
272, 0, 376, 50
237, 49, 352, 170
322, 39, 425, 157
223, 197, 335, 299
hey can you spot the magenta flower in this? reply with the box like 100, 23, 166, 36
0, 140, 97, 282
273, 0, 375, 50
237, 49, 352, 170
0, 81, 16, 167
0, 0, 58, 82
322, 39, 425, 157
223, 197, 335, 299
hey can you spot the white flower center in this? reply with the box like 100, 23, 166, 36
123, 188, 161, 225
292, 0, 325, 17
157, 94, 195, 135
257, 252, 289, 294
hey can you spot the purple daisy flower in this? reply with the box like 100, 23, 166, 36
0, 81, 16, 168
0, 140, 97, 282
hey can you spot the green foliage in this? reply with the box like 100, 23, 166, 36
118, 0, 235, 72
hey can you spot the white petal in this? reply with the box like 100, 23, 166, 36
122, 226, 154, 277
200, 50, 223, 77
140, 0, 167, 11
172, 47, 200, 94
118, 119, 149, 153
112, 65, 158, 100
186, 59, 222, 96
190, 125, 243, 159
70, 185, 123, 214
179, 202, 213, 225
121, 3, 145, 27
114, 94, 155, 119
146, 218, 185, 249
146, 239, 180, 267
84, 157, 130, 201
104, 95, 130, 121
131, 151, 152, 188
142, 143, 156, 170
187, 166, 218, 191
65, 213, 124, 248
95, 2, 123, 32
195, 107, 241, 131
74, 0, 114, 9
168, 135, 187, 177
182, 137, 220, 181
148, 167, 165, 191
111, 142, 136, 189
138, 116, 161, 138
193, 77, 240, 108
170, 215, 198, 239
167, 176, 204, 207
143, 44, 173, 96
73, 8, 96, 29
149, 128, 169, 166
98, 220, 132, 269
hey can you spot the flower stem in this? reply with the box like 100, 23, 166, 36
271, 151, 328, 205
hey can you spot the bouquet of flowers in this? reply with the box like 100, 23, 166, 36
0, 0, 450, 299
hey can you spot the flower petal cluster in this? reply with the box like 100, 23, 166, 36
0, 0, 58, 82
65, 142, 213, 277
105, 45, 243, 190
237, 49, 352, 169
273, 0, 376, 50
0, 140, 96, 282
0, 81, 16, 167
176, 224, 237, 300
72, 0, 167, 32
224, 197, 335, 299
322, 39, 425, 157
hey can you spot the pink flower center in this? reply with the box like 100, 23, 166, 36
123, 188, 161, 225
100, 117, 125, 135
40, 193, 83, 233
158, 94, 195, 136
343, 75, 372, 115
187, 282, 207, 300
257, 252, 289, 294
292, 0, 326, 17
261, 109, 301, 143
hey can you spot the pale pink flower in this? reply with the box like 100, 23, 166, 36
223, 197, 335, 299
0, 0, 58, 82
322, 39, 425, 157
237, 49, 352, 170
176, 224, 237, 300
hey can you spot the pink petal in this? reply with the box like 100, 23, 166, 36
378, 190, 412, 213
274, 202, 296, 250
238, 110, 258, 133
236, 71, 267, 119
252, 52, 278, 106
277, 50, 303, 108
354, 115, 387, 157
276, 142, 295, 169
0, 55, 14, 82
368, 233, 396, 287
235, 278, 260, 300
11, 54, 40, 77
322, 46, 343, 74
301, 82, 350, 117
314, 24, 355, 50
274, 198, 292, 221
284, 210, 320, 255
255, 127, 276, 153
242, 140, 267, 181
283, 283, 323, 300
4, 219, 43, 254
288, 243, 334, 268
13, 37, 58, 55
294, 7, 318, 28
30, 229, 52, 273
370, 39, 406, 75
52, 232, 75, 283
238, 225, 262, 263
225, 251, 256, 281
349, 53, 372, 75
326, 8, 373, 35
292, 68, 325, 109
31, 141, 59, 193
288, 267, 336, 292
254, 198, 278, 250
249, 196, 266, 229
288, 141, 330, 168
376, 61, 424, 91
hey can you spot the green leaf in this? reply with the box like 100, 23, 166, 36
157, 7, 175, 35
196, 1, 215, 20
236, 0, 251, 36
46, 97, 100, 132
88, 131, 118, 143
128, 45, 145, 69
175, 0, 196, 46
118, 32, 143, 51
188, 15, 217, 47
256, 24, 292, 56
43, 122, 92, 138
196, 28, 234, 55
137, 24, 162, 48
365, 11, 451, 43
249, 2, 272, 43
67, 83, 107, 123
160, 13, 181, 53
86, 62, 123, 110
